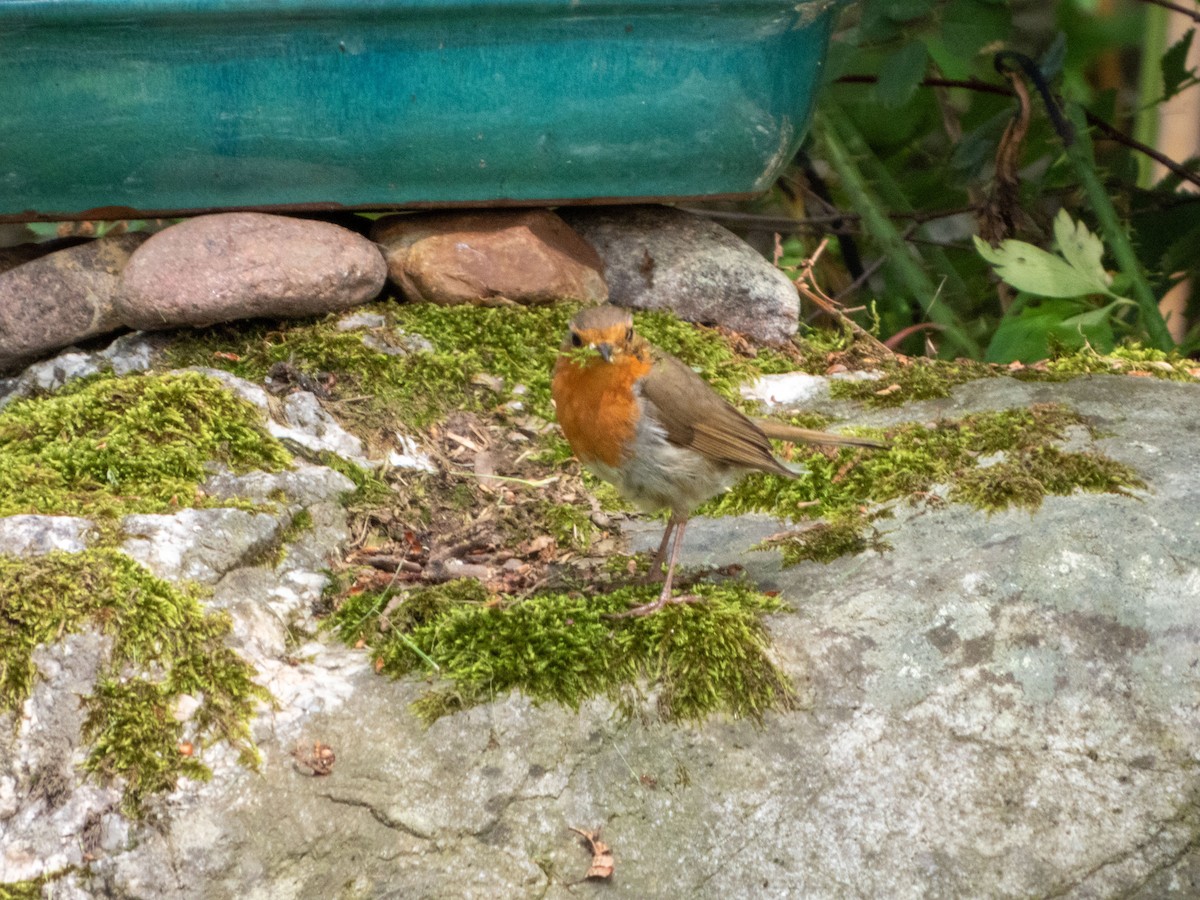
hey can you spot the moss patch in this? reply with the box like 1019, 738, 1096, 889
0, 550, 265, 816
824, 343, 1199, 408
1033, 345, 1200, 381
331, 579, 796, 724
760, 510, 893, 567
0, 877, 60, 900
706, 404, 1143, 562
0, 371, 291, 521
163, 304, 779, 437
827, 356, 995, 407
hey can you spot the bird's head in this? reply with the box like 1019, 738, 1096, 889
560, 305, 638, 365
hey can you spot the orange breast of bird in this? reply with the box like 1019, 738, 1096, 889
552, 354, 653, 468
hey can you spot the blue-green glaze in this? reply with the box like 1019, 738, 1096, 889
0, 0, 844, 220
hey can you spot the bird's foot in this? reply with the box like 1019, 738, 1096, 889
637, 564, 666, 586
606, 593, 702, 619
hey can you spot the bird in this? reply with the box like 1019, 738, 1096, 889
551, 305, 885, 616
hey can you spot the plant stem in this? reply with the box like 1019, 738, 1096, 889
815, 103, 982, 357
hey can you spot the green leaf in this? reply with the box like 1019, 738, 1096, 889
1161, 28, 1198, 103
974, 235, 1112, 298
1052, 209, 1110, 290
985, 298, 1116, 364
875, 41, 929, 109
881, 0, 935, 22
940, 0, 1011, 60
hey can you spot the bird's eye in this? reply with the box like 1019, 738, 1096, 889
570, 332, 583, 348
625, 326, 634, 342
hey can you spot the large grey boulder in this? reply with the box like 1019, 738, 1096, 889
3, 373, 1199, 898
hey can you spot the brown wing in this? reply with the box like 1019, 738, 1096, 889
638, 350, 794, 478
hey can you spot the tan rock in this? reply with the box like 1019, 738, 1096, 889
372, 209, 607, 306
115, 213, 386, 331
0, 233, 146, 372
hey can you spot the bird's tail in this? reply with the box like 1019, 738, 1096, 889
755, 419, 887, 449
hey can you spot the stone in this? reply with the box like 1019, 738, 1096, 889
0, 233, 146, 372
115, 213, 386, 330
372, 209, 607, 306
0, 631, 121, 885
273, 391, 366, 460
120, 508, 283, 585
561, 205, 800, 343
0, 516, 94, 556
0, 332, 167, 410
4, 369, 1200, 897
740, 371, 831, 406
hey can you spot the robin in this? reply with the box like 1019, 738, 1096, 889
551, 305, 885, 616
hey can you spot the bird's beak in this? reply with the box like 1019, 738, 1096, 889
596, 343, 613, 362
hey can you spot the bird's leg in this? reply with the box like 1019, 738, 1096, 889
639, 514, 676, 583
613, 515, 702, 617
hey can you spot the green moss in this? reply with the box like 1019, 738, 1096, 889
828, 357, 995, 407
331, 579, 795, 724
165, 304, 574, 432
0, 372, 291, 521
0, 550, 265, 816
537, 501, 599, 553
824, 342, 1197, 406
706, 404, 1143, 564
953, 445, 1144, 511
1034, 345, 1199, 381
163, 304, 796, 439
0, 876, 60, 900
759, 510, 892, 566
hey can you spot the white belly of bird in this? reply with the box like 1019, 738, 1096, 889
586, 412, 735, 517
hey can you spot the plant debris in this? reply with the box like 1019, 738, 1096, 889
569, 827, 615, 881
291, 741, 337, 776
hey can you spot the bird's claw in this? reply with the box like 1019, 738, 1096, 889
605, 594, 703, 619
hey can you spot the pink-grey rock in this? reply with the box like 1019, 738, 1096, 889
0, 233, 146, 372
560, 204, 800, 343
115, 213, 386, 330
371, 209, 607, 306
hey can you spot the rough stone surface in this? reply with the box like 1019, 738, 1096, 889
3, 372, 1200, 898
372, 209, 608, 306
561, 205, 800, 343
115, 213, 386, 330
0, 516, 93, 556
120, 509, 285, 586
0, 234, 146, 372
0, 332, 166, 411
0, 632, 122, 884
272, 391, 367, 461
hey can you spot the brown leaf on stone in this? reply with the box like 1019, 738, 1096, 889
291, 741, 337, 776
569, 827, 614, 880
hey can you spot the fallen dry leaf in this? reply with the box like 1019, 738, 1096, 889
569, 827, 614, 880
291, 741, 336, 776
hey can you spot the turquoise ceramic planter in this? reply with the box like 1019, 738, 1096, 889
1, 0, 843, 221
